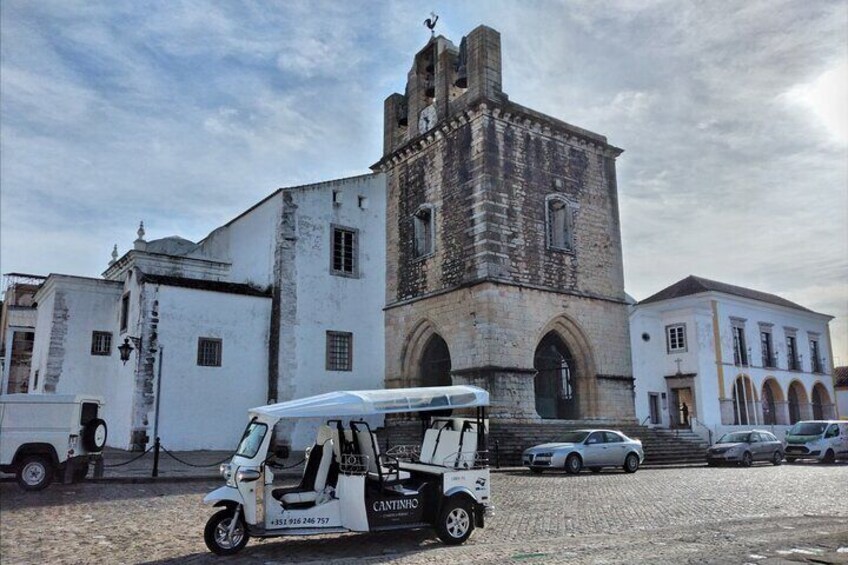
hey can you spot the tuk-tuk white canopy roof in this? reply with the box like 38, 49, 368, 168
250, 386, 488, 420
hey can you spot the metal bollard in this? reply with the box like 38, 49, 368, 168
495, 440, 500, 469
152, 437, 161, 478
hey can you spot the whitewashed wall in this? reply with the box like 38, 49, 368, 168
29, 276, 135, 448
152, 285, 271, 450
287, 174, 387, 448
837, 389, 847, 420
198, 193, 282, 288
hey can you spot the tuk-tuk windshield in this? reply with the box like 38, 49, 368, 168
236, 420, 268, 458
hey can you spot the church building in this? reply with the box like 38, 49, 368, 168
22, 25, 634, 452
375, 26, 633, 420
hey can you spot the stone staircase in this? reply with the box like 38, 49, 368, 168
379, 420, 708, 467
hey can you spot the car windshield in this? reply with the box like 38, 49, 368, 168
788, 422, 826, 436
717, 432, 750, 444
559, 431, 590, 443
235, 420, 268, 458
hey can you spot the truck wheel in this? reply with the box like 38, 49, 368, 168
82, 419, 108, 452
17, 455, 54, 491
204, 509, 249, 555
436, 497, 474, 545
822, 449, 835, 464
565, 453, 582, 474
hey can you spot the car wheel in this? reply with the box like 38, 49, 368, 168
529, 467, 544, 474
564, 453, 582, 475
785, 456, 796, 463
623, 453, 640, 473
822, 449, 835, 464
741, 451, 752, 467
436, 497, 474, 545
16, 455, 54, 491
589, 467, 602, 473
771, 451, 783, 466
204, 509, 249, 555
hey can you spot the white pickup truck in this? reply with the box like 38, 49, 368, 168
0, 394, 107, 490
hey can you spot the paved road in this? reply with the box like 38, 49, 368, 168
1, 462, 846, 564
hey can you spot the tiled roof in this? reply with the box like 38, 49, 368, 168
834, 366, 848, 388
639, 275, 814, 313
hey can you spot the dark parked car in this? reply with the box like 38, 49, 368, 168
706, 430, 783, 467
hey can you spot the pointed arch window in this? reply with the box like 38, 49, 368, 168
545, 195, 574, 252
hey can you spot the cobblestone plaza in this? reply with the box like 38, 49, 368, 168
2, 464, 846, 564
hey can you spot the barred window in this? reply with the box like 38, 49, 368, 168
91, 331, 113, 356
326, 331, 353, 371
197, 338, 222, 367
331, 226, 358, 277
666, 324, 686, 353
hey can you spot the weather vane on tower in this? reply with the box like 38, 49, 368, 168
424, 12, 439, 36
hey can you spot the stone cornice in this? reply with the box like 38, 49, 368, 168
372, 98, 624, 172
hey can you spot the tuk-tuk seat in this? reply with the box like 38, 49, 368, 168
352, 427, 410, 483
272, 435, 336, 507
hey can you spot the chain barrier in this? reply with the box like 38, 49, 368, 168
102, 445, 155, 467
160, 445, 234, 468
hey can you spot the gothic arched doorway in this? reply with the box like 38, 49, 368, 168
534, 332, 577, 419
419, 334, 451, 416
420, 334, 451, 388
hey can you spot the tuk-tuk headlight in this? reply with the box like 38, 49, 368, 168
236, 469, 261, 483
220, 463, 232, 479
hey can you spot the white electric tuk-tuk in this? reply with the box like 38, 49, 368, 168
203, 385, 491, 555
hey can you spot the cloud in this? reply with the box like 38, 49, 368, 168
1, 0, 846, 362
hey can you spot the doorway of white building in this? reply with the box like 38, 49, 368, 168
669, 386, 694, 428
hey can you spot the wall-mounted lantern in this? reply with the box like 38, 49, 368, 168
118, 336, 141, 365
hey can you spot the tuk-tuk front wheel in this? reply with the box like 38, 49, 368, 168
436, 497, 475, 545
204, 508, 249, 555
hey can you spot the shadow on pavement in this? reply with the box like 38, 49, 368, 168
140, 529, 446, 564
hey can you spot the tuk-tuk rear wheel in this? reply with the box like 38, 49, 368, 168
436, 497, 475, 545
204, 508, 249, 555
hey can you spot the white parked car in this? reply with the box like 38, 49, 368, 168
523, 430, 644, 474
203, 385, 492, 556
784, 421, 848, 463
0, 394, 107, 490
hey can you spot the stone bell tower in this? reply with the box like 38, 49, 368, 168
373, 25, 634, 421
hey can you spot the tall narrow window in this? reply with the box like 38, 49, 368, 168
91, 331, 113, 356
331, 226, 358, 277
732, 325, 747, 366
413, 205, 435, 257
666, 324, 686, 353
546, 197, 573, 251
786, 335, 798, 370
197, 338, 222, 367
326, 331, 353, 371
120, 293, 130, 332
760, 331, 773, 367
809, 339, 821, 373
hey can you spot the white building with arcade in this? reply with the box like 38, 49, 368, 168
630, 275, 838, 439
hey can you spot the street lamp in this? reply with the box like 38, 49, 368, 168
118, 336, 141, 365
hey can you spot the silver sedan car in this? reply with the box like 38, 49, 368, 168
523, 429, 644, 474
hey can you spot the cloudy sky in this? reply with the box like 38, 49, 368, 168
2, 1, 846, 363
